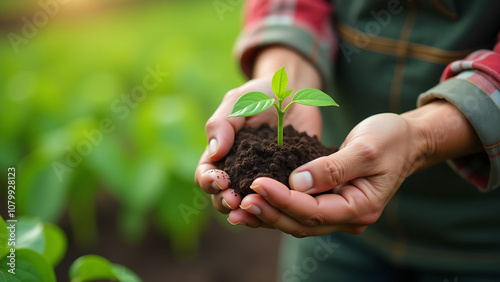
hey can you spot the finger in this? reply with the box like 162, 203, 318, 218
211, 193, 229, 214
289, 144, 378, 194
220, 188, 242, 210
251, 177, 380, 229
240, 192, 337, 237
227, 208, 267, 228
205, 116, 244, 162
195, 150, 230, 194
211, 188, 244, 213
205, 89, 249, 162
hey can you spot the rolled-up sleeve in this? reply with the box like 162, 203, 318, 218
234, 0, 337, 82
418, 39, 500, 192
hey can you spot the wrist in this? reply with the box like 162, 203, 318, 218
252, 45, 322, 90
401, 100, 482, 171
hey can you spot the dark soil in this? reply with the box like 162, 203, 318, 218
216, 124, 337, 198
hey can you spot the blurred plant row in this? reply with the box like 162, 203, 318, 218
0, 0, 244, 272
0, 216, 142, 281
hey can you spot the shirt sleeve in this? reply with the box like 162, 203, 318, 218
417, 34, 500, 192
234, 0, 337, 83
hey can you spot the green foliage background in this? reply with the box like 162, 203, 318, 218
0, 0, 244, 260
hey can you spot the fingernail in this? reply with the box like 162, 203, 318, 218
211, 181, 223, 191
209, 138, 218, 157
227, 218, 246, 226
292, 171, 313, 192
222, 198, 232, 209
240, 204, 261, 215
250, 184, 268, 198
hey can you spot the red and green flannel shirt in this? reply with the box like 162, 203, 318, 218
234, 0, 500, 274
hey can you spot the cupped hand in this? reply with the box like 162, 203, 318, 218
194, 78, 323, 216
229, 113, 427, 235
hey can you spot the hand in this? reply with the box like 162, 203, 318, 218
194, 78, 322, 215
229, 113, 419, 234
229, 101, 481, 236
194, 46, 324, 217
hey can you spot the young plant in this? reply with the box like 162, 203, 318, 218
229, 66, 338, 146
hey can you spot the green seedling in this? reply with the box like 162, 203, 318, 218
229, 66, 338, 146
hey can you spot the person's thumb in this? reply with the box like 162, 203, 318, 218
289, 145, 374, 194
205, 116, 244, 162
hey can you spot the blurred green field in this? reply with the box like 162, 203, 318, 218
0, 0, 245, 258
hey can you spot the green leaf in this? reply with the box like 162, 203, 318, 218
228, 92, 274, 117
119, 155, 166, 242
292, 88, 339, 107
69, 255, 142, 282
42, 223, 67, 267
10, 218, 67, 267
0, 217, 7, 248
0, 246, 8, 265
272, 66, 288, 99
66, 170, 98, 247
17, 155, 71, 222
155, 175, 209, 256
69, 255, 114, 282
0, 217, 9, 259
85, 133, 131, 198
16, 220, 45, 255
0, 249, 56, 282
281, 89, 293, 99
111, 264, 142, 282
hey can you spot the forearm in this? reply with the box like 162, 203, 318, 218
402, 100, 483, 171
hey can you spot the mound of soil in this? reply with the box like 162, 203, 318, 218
216, 124, 337, 198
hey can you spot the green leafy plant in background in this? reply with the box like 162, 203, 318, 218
0, 216, 141, 282
0, 0, 240, 259
69, 255, 141, 282
229, 66, 338, 146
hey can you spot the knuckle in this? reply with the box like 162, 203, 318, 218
356, 210, 381, 226
223, 88, 242, 101
205, 117, 221, 133
265, 211, 282, 225
323, 157, 341, 186
291, 230, 312, 238
301, 214, 326, 227
274, 194, 292, 211
356, 142, 380, 161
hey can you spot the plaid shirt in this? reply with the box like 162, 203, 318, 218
234, 0, 336, 80
419, 48, 500, 191
235, 0, 500, 192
